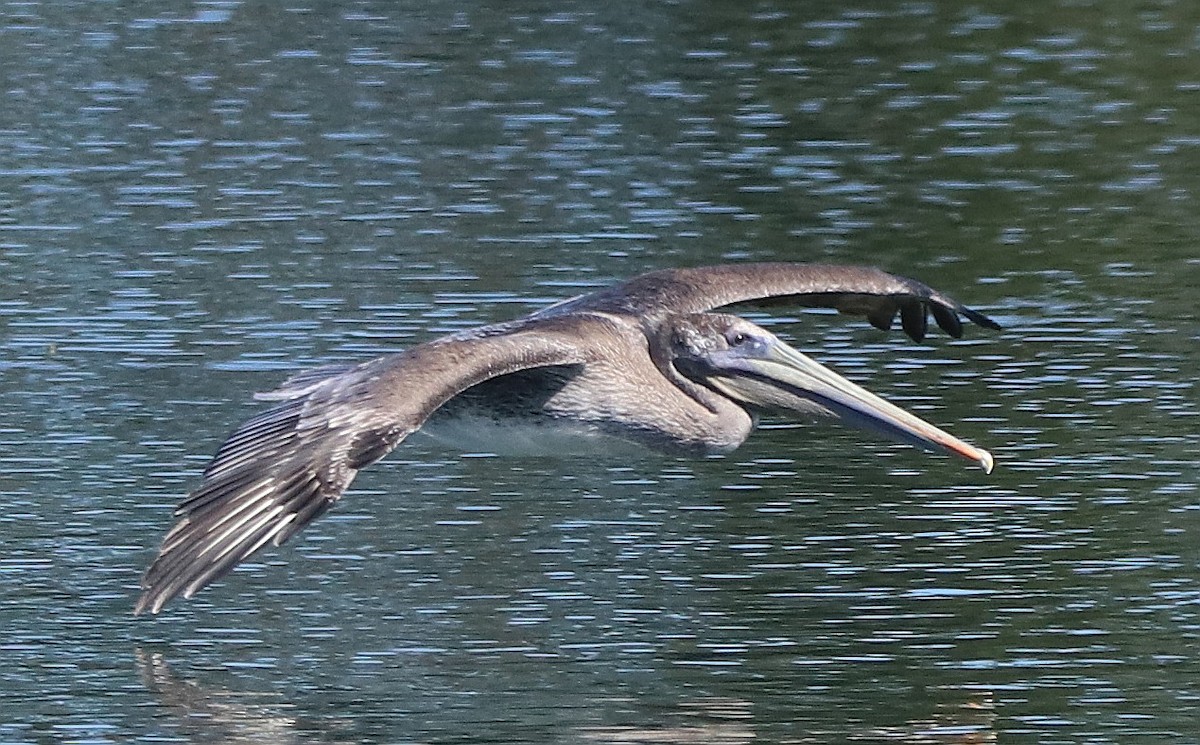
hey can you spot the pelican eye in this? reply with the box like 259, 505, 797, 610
729, 331, 749, 346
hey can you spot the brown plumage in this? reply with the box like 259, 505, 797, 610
135, 263, 1001, 614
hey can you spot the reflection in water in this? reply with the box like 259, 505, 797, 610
580, 699, 756, 744
138, 650, 997, 744
853, 696, 997, 744
136, 649, 312, 745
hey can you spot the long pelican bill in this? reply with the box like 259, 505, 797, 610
704, 338, 995, 473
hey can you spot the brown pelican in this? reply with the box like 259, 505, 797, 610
135, 263, 1001, 615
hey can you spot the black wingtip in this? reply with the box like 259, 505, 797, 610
929, 303, 964, 338
962, 307, 1003, 331
900, 303, 928, 342
867, 308, 895, 332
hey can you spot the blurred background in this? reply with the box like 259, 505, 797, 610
1, 1, 1197, 741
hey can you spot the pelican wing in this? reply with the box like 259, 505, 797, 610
538, 263, 1000, 341
135, 315, 599, 614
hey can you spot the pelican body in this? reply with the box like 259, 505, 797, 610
136, 263, 1001, 614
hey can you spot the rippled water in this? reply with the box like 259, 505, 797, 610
2, 0, 1198, 742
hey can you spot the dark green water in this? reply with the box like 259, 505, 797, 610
1, 1, 1197, 741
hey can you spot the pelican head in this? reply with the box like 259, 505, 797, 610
669, 314, 994, 472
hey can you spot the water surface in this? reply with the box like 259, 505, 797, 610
1, 0, 1197, 742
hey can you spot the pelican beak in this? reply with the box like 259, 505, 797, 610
703, 338, 994, 473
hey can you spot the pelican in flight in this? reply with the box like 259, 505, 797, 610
135, 263, 1001, 614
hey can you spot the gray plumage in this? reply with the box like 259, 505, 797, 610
135, 263, 1000, 614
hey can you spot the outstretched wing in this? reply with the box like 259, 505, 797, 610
135, 315, 603, 614
534, 263, 1001, 342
